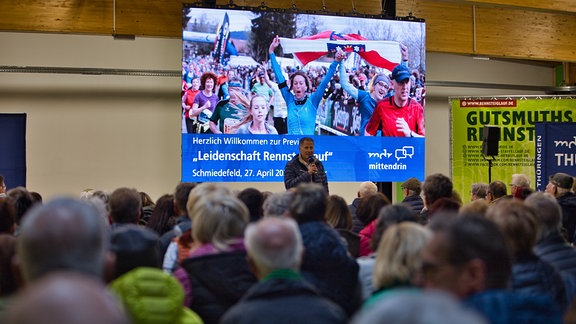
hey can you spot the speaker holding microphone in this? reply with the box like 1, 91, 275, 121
481, 125, 500, 156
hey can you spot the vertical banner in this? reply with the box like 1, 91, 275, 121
181, 5, 426, 183
0, 113, 27, 188
451, 97, 575, 202
535, 122, 576, 192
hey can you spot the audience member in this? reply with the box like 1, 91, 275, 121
29, 192, 42, 205
427, 197, 461, 219
510, 173, 531, 198
138, 191, 155, 226
400, 177, 423, 215
16, 198, 109, 283
109, 225, 161, 279
326, 195, 360, 257
486, 180, 508, 204
367, 222, 431, 306
237, 187, 264, 223
0, 198, 15, 235
289, 183, 360, 316
108, 225, 202, 324
145, 194, 177, 237
470, 182, 489, 201
108, 187, 142, 227
420, 173, 453, 223
163, 182, 231, 274
545, 173, 576, 242
6, 187, 34, 235
157, 182, 197, 256
221, 217, 347, 324
459, 198, 489, 216
4, 272, 128, 324
356, 192, 391, 256
262, 190, 294, 218
486, 199, 567, 310
174, 186, 257, 324
422, 213, 562, 323
357, 204, 419, 301
348, 181, 378, 233
526, 192, 576, 304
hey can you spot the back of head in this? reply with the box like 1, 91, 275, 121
371, 204, 418, 251
109, 225, 161, 279
422, 173, 453, 207
245, 217, 303, 276
262, 191, 294, 217
524, 192, 562, 239
459, 199, 489, 216
470, 183, 489, 200
428, 197, 461, 219
17, 198, 108, 283
290, 183, 328, 224
429, 213, 512, 290
488, 180, 508, 199
325, 195, 353, 230
358, 181, 378, 198
108, 188, 142, 224
511, 174, 530, 188
237, 187, 264, 222
145, 194, 176, 236
356, 192, 391, 226
191, 191, 249, 251
373, 222, 431, 290
174, 182, 197, 216
486, 199, 539, 255
186, 182, 232, 220
6, 187, 34, 226
5, 272, 128, 324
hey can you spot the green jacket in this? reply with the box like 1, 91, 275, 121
110, 267, 203, 324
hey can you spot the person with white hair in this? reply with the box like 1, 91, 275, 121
348, 181, 378, 233
221, 217, 346, 323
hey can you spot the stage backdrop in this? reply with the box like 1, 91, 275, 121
535, 122, 576, 192
181, 4, 426, 183
450, 96, 575, 201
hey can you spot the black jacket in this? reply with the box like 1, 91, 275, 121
557, 193, 576, 242
510, 252, 567, 311
284, 155, 329, 193
221, 277, 347, 324
299, 221, 360, 316
401, 194, 424, 215
180, 250, 257, 324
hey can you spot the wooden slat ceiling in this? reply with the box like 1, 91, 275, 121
0, 0, 575, 63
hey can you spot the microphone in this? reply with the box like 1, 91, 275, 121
308, 156, 315, 165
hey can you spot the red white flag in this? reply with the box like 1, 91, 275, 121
279, 31, 401, 71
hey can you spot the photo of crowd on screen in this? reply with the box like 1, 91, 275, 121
181, 7, 426, 137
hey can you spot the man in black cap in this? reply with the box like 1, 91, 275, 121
401, 177, 424, 214
545, 172, 576, 242
364, 64, 425, 137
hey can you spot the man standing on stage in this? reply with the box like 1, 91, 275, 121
284, 137, 328, 193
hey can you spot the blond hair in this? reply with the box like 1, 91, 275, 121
372, 222, 431, 290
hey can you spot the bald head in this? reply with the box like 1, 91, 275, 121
244, 217, 303, 278
5, 272, 128, 324
17, 198, 108, 283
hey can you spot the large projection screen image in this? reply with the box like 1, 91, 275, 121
181, 5, 426, 183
